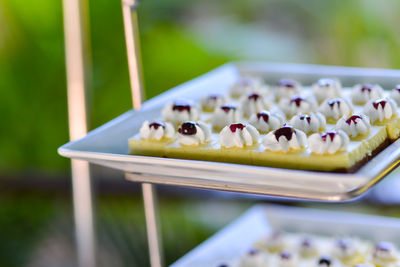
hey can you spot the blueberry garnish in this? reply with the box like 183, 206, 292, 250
178, 121, 197, 135
274, 126, 295, 141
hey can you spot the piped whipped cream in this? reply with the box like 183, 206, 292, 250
275, 78, 301, 101
336, 114, 371, 138
332, 238, 359, 259
249, 110, 285, 133
277, 251, 298, 267
373, 242, 398, 263
240, 249, 269, 267
319, 98, 353, 121
240, 92, 272, 117
298, 237, 318, 257
219, 123, 259, 148
201, 94, 227, 112
212, 104, 241, 130
162, 100, 199, 125
140, 121, 174, 141
229, 77, 263, 98
279, 95, 318, 117
289, 113, 326, 134
364, 98, 398, 124
177, 121, 211, 146
308, 130, 349, 154
351, 84, 383, 104
312, 78, 342, 102
262, 125, 307, 152
390, 85, 400, 105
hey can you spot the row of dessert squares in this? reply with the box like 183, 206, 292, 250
228, 76, 400, 105
223, 230, 399, 267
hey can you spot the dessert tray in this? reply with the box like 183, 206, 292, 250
58, 62, 400, 201
171, 205, 400, 267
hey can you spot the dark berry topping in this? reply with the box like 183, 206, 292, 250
278, 79, 296, 88
336, 239, 351, 251
172, 101, 191, 112
217, 264, 229, 267
372, 99, 387, 110
301, 237, 312, 248
248, 248, 260, 256
149, 121, 166, 130
221, 104, 236, 113
375, 242, 393, 252
318, 78, 334, 87
321, 132, 337, 142
290, 96, 305, 107
178, 121, 197, 135
361, 84, 374, 92
229, 123, 246, 132
274, 126, 295, 141
248, 92, 261, 101
345, 115, 362, 125
280, 251, 291, 260
299, 114, 312, 124
328, 99, 341, 109
257, 111, 269, 123
208, 94, 220, 101
318, 256, 331, 266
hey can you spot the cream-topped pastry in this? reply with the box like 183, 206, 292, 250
240, 249, 269, 267
219, 123, 259, 148
363, 98, 398, 124
372, 242, 398, 266
332, 238, 359, 259
177, 121, 211, 146
319, 98, 353, 123
230, 77, 263, 98
212, 104, 242, 131
336, 114, 371, 138
258, 231, 285, 252
298, 237, 318, 258
140, 121, 175, 141
249, 110, 285, 133
279, 95, 318, 117
275, 78, 301, 101
240, 92, 272, 117
312, 78, 341, 103
289, 113, 326, 135
351, 84, 383, 105
390, 85, 400, 105
201, 94, 227, 112
162, 100, 199, 125
277, 251, 298, 267
262, 125, 307, 152
308, 130, 349, 154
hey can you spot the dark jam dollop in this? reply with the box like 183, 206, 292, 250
248, 248, 260, 256
208, 94, 220, 101
172, 101, 191, 112
290, 96, 305, 107
274, 126, 295, 141
301, 237, 313, 248
361, 84, 373, 93
328, 99, 341, 109
178, 121, 197, 135
336, 239, 351, 251
318, 78, 334, 87
278, 78, 296, 88
221, 104, 236, 113
229, 123, 246, 132
345, 115, 362, 125
280, 251, 292, 260
318, 256, 332, 266
257, 111, 269, 123
149, 121, 166, 130
372, 99, 387, 110
321, 132, 336, 142
248, 92, 260, 101
299, 114, 312, 124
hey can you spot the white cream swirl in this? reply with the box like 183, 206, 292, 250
212, 104, 242, 130
249, 110, 285, 133
279, 95, 317, 117
373, 242, 398, 262
201, 94, 227, 112
363, 98, 398, 124
162, 100, 199, 125
332, 238, 359, 259
240, 249, 269, 267
312, 78, 342, 102
229, 77, 263, 98
308, 130, 349, 154
219, 123, 259, 148
262, 126, 307, 152
351, 84, 383, 105
177, 121, 211, 146
240, 92, 272, 117
390, 85, 400, 105
336, 114, 371, 138
139, 121, 174, 141
319, 98, 353, 121
289, 113, 326, 135
275, 78, 301, 101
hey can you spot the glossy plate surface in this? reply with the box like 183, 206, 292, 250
58, 62, 400, 201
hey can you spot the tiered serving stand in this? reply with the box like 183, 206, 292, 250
60, 1, 400, 266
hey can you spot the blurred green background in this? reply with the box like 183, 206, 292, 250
1, 0, 400, 266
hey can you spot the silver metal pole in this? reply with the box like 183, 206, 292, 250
122, 1, 164, 266
62, 0, 95, 266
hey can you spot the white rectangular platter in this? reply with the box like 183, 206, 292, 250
171, 204, 400, 267
58, 62, 400, 201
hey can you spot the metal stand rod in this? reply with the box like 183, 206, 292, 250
63, 0, 95, 266
122, 1, 164, 266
